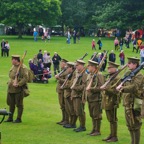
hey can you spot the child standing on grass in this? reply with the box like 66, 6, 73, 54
92, 39, 96, 50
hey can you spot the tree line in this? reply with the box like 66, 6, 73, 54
0, 0, 144, 38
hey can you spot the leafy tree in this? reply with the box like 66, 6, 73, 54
92, 0, 144, 30
60, 0, 87, 31
0, 0, 61, 38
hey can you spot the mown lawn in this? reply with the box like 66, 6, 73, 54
0, 35, 143, 144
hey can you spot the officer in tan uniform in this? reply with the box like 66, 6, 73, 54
116, 57, 144, 144
100, 61, 120, 142
55, 59, 69, 125
71, 59, 87, 132
62, 62, 76, 128
86, 60, 105, 136
5, 55, 28, 123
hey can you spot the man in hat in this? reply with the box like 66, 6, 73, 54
86, 60, 104, 136
62, 62, 76, 128
100, 61, 121, 142
71, 59, 87, 132
5, 55, 28, 123
55, 59, 69, 125
116, 57, 144, 144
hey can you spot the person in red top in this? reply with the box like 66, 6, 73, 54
119, 50, 125, 66
92, 39, 96, 50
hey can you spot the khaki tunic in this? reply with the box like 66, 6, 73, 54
7, 64, 28, 120
102, 74, 121, 110
56, 71, 68, 110
63, 72, 75, 116
8, 65, 28, 93
86, 72, 104, 119
122, 71, 144, 130
71, 71, 87, 116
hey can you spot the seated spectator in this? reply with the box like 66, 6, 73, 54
29, 59, 38, 75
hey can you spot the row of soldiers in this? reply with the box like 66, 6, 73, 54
55, 57, 144, 143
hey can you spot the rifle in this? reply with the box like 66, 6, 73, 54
60, 68, 75, 89
71, 53, 96, 89
86, 51, 109, 90
116, 62, 144, 90
100, 64, 127, 89
13, 51, 27, 86
79, 53, 88, 60
57, 53, 88, 78
60, 53, 88, 88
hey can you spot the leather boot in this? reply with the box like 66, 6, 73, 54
79, 114, 86, 128
71, 115, 77, 126
130, 130, 134, 144
133, 130, 140, 144
111, 122, 117, 138
102, 123, 112, 141
90, 119, 101, 136
106, 123, 118, 142
17, 106, 23, 120
56, 110, 65, 125
96, 119, 101, 133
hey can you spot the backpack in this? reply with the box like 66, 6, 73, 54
27, 69, 35, 83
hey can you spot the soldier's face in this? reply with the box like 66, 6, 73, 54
107, 67, 116, 74
127, 62, 137, 70
88, 65, 95, 73
60, 62, 66, 69
66, 66, 72, 73
76, 63, 83, 72
12, 58, 19, 65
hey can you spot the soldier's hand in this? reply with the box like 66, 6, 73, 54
55, 75, 59, 79
86, 87, 90, 91
13, 83, 18, 87
116, 85, 123, 91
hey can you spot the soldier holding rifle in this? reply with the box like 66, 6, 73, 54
62, 62, 76, 128
5, 55, 28, 123
71, 59, 87, 132
100, 61, 121, 142
116, 57, 144, 144
55, 59, 69, 125
86, 60, 104, 136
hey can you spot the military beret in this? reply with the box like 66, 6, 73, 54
76, 59, 85, 65
67, 62, 75, 67
127, 57, 140, 63
61, 59, 68, 63
107, 61, 119, 68
88, 60, 99, 66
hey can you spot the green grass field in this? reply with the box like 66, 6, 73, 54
0, 35, 143, 144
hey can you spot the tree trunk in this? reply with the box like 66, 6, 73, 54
17, 25, 23, 39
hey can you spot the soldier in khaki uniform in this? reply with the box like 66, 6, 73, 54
86, 60, 105, 136
5, 55, 28, 123
55, 59, 69, 125
116, 57, 144, 144
71, 59, 87, 132
100, 61, 120, 142
62, 62, 76, 128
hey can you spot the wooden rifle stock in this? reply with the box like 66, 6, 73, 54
57, 66, 67, 77
86, 51, 109, 90
101, 64, 127, 89
71, 66, 88, 89
60, 68, 75, 89
13, 51, 27, 86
